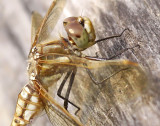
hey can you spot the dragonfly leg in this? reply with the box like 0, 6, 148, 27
57, 71, 72, 101
64, 68, 80, 114
86, 67, 129, 85
107, 44, 140, 60
85, 44, 140, 61
85, 44, 139, 84
95, 28, 130, 43
57, 69, 80, 115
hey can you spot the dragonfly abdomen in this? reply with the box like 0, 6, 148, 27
11, 83, 43, 126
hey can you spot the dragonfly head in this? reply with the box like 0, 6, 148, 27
63, 16, 96, 51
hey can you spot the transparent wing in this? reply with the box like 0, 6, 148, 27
44, 101, 79, 126
37, 52, 148, 125
65, 57, 148, 125
38, 53, 148, 125
34, 81, 82, 126
71, 62, 148, 125
33, 0, 66, 46
38, 53, 139, 69
31, 12, 43, 44
38, 53, 147, 93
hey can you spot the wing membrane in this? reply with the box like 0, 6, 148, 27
33, 0, 66, 46
38, 53, 148, 125
38, 53, 147, 99
44, 101, 79, 126
72, 64, 148, 125
31, 12, 43, 44
34, 81, 82, 126
38, 53, 138, 69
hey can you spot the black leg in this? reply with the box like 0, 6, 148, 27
85, 44, 140, 61
86, 67, 129, 85
64, 68, 80, 114
84, 44, 139, 85
106, 44, 140, 60
95, 28, 130, 43
57, 71, 72, 98
57, 69, 80, 114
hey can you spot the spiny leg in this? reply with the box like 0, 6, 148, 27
86, 67, 129, 85
57, 69, 80, 114
85, 44, 140, 85
85, 44, 140, 61
105, 44, 140, 60
93, 28, 139, 60
57, 71, 72, 99
64, 68, 80, 114
33, 80, 83, 126
95, 28, 130, 43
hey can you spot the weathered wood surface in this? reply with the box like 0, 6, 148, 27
0, 0, 160, 125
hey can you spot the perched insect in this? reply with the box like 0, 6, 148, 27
11, 0, 148, 126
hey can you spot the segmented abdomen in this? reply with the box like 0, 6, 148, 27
11, 83, 43, 126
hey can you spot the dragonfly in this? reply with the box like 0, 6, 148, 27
11, 0, 148, 126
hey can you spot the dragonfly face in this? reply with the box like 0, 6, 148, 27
63, 16, 96, 51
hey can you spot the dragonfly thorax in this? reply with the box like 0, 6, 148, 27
63, 16, 96, 51
27, 46, 40, 81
